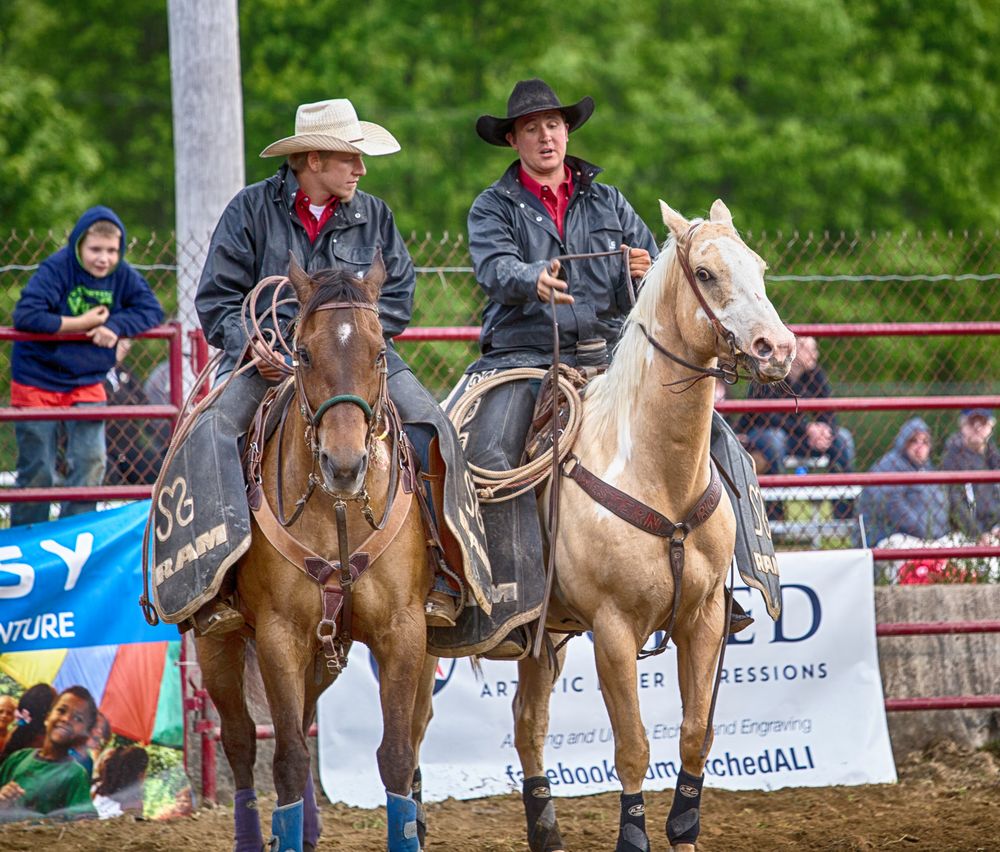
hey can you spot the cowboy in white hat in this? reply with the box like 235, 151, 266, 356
153, 97, 491, 661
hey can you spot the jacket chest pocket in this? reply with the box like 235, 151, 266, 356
329, 243, 377, 274
588, 224, 624, 255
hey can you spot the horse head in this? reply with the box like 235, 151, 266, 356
658, 199, 795, 382
287, 252, 388, 497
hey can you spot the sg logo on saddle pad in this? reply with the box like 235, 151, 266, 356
154, 476, 229, 585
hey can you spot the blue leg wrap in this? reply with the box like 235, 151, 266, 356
386, 791, 421, 852
303, 774, 321, 849
269, 798, 304, 852
233, 788, 263, 852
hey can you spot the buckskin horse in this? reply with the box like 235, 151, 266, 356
194, 256, 434, 852
498, 199, 795, 852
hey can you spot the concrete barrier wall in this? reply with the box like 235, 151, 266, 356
876, 584, 1000, 758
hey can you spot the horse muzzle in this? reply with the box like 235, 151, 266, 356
318, 447, 369, 497
745, 329, 796, 382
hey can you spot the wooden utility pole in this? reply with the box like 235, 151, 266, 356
167, 0, 244, 355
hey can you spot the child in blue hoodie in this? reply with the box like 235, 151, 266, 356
10, 206, 164, 526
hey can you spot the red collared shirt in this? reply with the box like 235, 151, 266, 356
518, 165, 574, 238
294, 191, 339, 243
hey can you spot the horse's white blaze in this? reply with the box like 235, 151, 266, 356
337, 322, 352, 345
702, 236, 765, 294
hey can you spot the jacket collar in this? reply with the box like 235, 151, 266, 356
270, 164, 369, 227
496, 155, 602, 199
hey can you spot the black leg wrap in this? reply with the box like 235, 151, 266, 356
411, 766, 426, 849
616, 791, 650, 852
523, 775, 565, 852
666, 769, 704, 847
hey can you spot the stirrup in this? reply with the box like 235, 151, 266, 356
424, 589, 458, 628
192, 599, 245, 637
483, 625, 531, 661
725, 589, 754, 635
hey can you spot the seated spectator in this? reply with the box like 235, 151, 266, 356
0, 686, 99, 822
92, 745, 148, 819
941, 408, 1000, 542
0, 696, 16, 754
856, 417, 949, 548
0, 683, 57, 768
738, 335, 854, 475
103, 338, 169, 485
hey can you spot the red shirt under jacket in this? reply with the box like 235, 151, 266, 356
294, 191, 339, 243
518, 165, 574, 239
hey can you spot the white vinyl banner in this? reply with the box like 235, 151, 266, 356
318, 548, 896, 808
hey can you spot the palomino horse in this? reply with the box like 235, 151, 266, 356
512, 199, 795, 852
195, 257, 434, 852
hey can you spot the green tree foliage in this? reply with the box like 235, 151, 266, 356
0, 65, 103, 232
1, 0, 171, 233
2, 0, 997, 238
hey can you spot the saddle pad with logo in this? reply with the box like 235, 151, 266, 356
711, 412, 782, 621
150, 407, 252, 623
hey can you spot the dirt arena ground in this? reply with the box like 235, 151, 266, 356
1, 742, 997, 851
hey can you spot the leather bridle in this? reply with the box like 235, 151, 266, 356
643, 222, 742, 390
263, 299, 400, 531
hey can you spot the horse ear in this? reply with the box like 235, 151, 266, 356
709, 199, 734, 226
286, 251, 313, 304
362, 249, 386, 301
659, 200, 689, 239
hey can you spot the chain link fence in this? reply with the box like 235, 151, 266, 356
2, 230, 998, 548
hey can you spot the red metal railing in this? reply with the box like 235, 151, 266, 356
0, 322, 194, 504
395, 320, 1000, 343
876, 621, 1000, 712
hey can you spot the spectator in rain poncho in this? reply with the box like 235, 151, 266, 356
856, 417, 948, 547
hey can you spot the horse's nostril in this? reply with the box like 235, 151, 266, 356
751, 338, 774, 361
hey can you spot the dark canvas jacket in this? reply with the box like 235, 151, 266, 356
467, 156, 658, 370
195, 164, 415, 376
941, 432, 1000, 537
738, 366, 838, 454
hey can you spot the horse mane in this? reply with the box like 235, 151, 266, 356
585, 233, 683, 440
298, 267, 376, 323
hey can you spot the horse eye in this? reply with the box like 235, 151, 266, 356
696, 268, 713, 283
296, 346, 311, 367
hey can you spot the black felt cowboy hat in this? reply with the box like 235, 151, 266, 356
476, 78, 595, 147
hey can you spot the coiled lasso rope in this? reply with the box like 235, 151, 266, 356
446, 367, 585, 503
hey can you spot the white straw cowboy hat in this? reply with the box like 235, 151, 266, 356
260, 99, 400, 158
476, 78, 595, 147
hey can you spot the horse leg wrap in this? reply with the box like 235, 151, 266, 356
233, 788, 263, 852
269, 798, 303, 852
523, 775, 565, 852
411, 766, 427, 850
616, 791, 650, 852
666, 769, 704, 847
303, 773, 321, 850
386, 791, 420, 852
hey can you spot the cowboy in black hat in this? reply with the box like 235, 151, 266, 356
429, 79, 658, 662
474, 78, 653, 305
